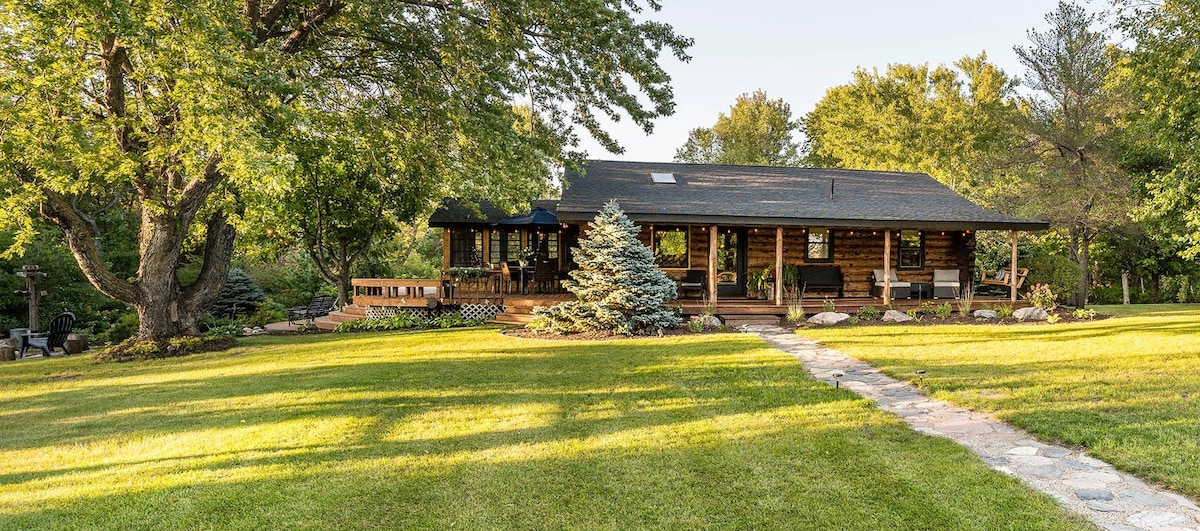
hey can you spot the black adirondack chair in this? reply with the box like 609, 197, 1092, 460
287, 294, 337, 325
23, 312, 76, 358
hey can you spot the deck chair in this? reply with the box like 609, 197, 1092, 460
287, 294, 337, 325
872, 269, 912, 299
932, 269, 961, 299
678, 270, 706, 298
22, 312, 75, 358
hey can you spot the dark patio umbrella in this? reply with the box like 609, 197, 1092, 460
495, 207, 559, 227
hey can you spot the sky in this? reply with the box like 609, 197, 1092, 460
576, 0, 1079, 162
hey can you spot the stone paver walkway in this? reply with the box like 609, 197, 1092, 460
750, 325, 1200, 531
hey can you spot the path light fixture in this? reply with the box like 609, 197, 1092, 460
916, 369, 927, 388
831, 370, 845, 388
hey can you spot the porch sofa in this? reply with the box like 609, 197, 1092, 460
797, 266, 844, 297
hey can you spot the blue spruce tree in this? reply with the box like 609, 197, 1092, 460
532, 200, 681, 335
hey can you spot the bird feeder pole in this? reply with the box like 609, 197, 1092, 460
15, 265, 47, 331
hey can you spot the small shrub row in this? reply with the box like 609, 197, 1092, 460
333, 311, 488, 333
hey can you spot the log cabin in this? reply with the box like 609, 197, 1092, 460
338, 160, 1048, 328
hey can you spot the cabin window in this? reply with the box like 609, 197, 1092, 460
544, 232, 559, 260
449, 229, 483, 267
806, 228, 832, 262
505, 231, 523, 262
652, 226, 688, 268
898, 230, 924, 269
489, 230, 502, 265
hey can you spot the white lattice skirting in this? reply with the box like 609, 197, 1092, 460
364, 304, 503, 322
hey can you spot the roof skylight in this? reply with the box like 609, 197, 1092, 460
651, 172, 677, 184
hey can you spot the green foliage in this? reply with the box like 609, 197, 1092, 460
803, 54, 1020, 197
935, 303, 953, 319
1023, 253, 1078, 307
1116, 0, 1200, 258
905, 309, 923, 322
1072, 308, 1097, 320
675, 90, 802, 166
956, 284, 976, 317
94, 312, 139, 345
821, 298, 837, 313
241, 251, 329, 308
532, 201, 681, 335
1025, 284, 1059, 313
785, 298, 807, 324
687, 319, 705, 333
858, 305, 882, 320
1046, 313, 1062, 324
207, 269, 267, 319
333, 311, 488, 333
992, 304, 1014, 318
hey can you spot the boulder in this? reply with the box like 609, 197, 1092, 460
973, 309, 998, 319
881, 309, 913, 323
692, 315, 722, 329
1013, 307, 1049, 321
807, 312, 851, 325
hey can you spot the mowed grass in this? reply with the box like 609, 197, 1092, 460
802, 305, 1200, 499
0, 328, 1088, 530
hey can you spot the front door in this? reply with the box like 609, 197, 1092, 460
716, 227, 747, 297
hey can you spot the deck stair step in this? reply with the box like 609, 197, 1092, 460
491, 313, 535, 326
313, 316, 339, 331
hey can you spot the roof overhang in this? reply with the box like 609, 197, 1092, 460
555, 210, 1051, 231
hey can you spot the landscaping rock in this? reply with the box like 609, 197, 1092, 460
881, 309, 913, 323
693, 315, 722, 329
973, 309, 998, 319
1013, 307, 1049, 321
807, 312, 850, 325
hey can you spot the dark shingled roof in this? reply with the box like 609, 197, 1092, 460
556, 160, 1048, 230
429, 198, 560, 227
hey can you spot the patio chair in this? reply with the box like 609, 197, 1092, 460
22, 312, 75, 358
932, 269, 961, 299
872, 269, 912, 299
287, 294, 337, 325
678, 269, 706, 298
533, 260, 558, 293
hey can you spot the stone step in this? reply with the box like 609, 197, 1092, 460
720, 315, 783, 327
341, 304, 367, 316
313, 316, 339, 331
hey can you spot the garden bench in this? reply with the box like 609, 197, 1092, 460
287, 295, 337, 325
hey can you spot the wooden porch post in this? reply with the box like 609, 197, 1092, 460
1010, 230, 1018, 302
708, 226, 718, 303
775, 227, 784, 306
883, 230, 892, 305
442, 228, 451, 272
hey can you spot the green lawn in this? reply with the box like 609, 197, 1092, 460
802, 305, 1200, 500
0, 328, 1088, 530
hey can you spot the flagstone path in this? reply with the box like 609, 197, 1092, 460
749, 325, 1200, 531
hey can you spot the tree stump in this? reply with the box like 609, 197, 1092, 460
64, 334, 89, 354
0, 346, 14, 361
